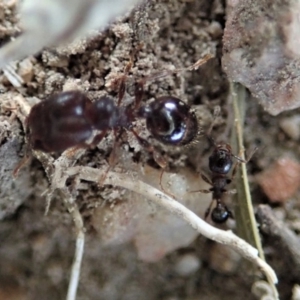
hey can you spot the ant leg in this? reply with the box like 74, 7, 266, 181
13, 154, 31, 177
188, 174, 212, 193
227, 152, 247, 181
230, 146, 258, 181
130, 128, 176, 197
90, 130, 108, 147
189, 189, 211, 194
117, 66, 131, 107
231, 161, 241, 181
187, 54, 213, 70
99, 164, 112, 187
185, 174, 212, 194
244, 146, 258, 162
117, 77, 127, 107
232, 153, 247, 164
205, 106, 221, 146
201, 173, 212, 185
141, 54, 213, 84
187, 175, 213, 219
152, 150, 167, 169
99, 164, 112, 186
133, 80, 144, 110
204, 199, 215, 220
159, 169, 177, 199
232, 146, 258, 164
108, 129, 124, 166
117, 55, 134, 106
99, 129, 123, 186
117, 44, 144, 107
130, 128, 167, 169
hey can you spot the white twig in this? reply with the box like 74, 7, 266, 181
3, 64, 24, 87
49, 185, 85, 300
51, 160, 86, 300
66, 203, 85, 300
65, 166, 278, 284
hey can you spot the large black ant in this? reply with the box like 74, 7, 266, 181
190, 110, 254, 223
26, 91, 198, 155
24, 54, 212, 169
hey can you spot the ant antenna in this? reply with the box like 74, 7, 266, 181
117, 43, 144, 106
206, 105, 221, 146
139, 54, 213, 86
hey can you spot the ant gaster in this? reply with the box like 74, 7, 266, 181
26, 56, 211, 162
191, 109, 253, 223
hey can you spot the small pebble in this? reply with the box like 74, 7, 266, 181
208, 243, 241, 274
174, 254, 201, 277
257, 157, 300, 202
251, 280, 274, 300
18, 58, 34, 83
292, 284, 300, 300
280, 116, 300, 140
47, 261, 64, 285
0, 284, 27, 300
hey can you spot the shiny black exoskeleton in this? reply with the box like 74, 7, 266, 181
27, 91, 95, 152
26, 89, 198, 153
199, 143, 246, 223
209, 144, 233, 175
140, 96, 198, 146
207, 144, 234, 223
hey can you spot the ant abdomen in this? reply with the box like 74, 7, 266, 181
27, 91, 94, 152
142, 96, 198, 146
211, 203, 232, 223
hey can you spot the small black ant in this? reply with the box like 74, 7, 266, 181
198, 143, 245, 223
191, 110, 254, 223
25, 55, 211, 167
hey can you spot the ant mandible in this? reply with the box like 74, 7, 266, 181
191, 109, 254, 223
26, 54, 212, 166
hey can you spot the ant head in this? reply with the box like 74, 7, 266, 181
142, 96, 198, 146
209, 143, 233, 174
211, 203, 232, 223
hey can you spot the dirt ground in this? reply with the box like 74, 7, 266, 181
0, 0, 300, 299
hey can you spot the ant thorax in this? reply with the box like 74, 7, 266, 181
210, 173, 231, 200
91, 96, 120, 130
